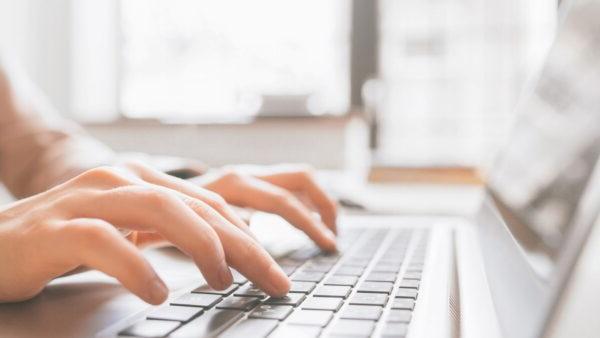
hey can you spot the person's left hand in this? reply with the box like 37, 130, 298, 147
192, 165, 338, 251
125, 163, 338, 252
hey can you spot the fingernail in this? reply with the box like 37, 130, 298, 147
324, 229, 337, 251
148, 278, 168, 304
267, 264, 290, 296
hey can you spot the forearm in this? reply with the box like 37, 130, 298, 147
0, 56, 115, 198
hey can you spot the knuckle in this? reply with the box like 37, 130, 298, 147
86, 223, 115, 242
76, 166, 124, 186
136, 187, 178, 208
183, 195, 209, 213
65, 220, 114, 243
206, 192, 228, 209
84, 166, 117, 180
220, 169, 243, 183
51, 188, 95, 212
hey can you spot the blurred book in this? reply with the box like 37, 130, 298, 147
368, 165, 484, 185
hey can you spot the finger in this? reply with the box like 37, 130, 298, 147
123, 161, 256, 240
58, 218, 168, 305
258, 170, 338, 234
69, 186, 233, 290
148, 187, 291, 296
180, 198, 291, 297
230, 177, 337, 251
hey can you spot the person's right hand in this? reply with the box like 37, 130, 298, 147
0, 166, 291, 305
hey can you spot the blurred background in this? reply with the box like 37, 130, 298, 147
0, 0, 558, 175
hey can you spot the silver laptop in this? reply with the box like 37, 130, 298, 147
2, 0, 600, 337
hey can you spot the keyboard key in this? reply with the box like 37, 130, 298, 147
341, 305, 382, 321
386, 245, 408, 252
292, 272, 325, 283
357, 282, 394, 294
270, 324, 321, 338
349, 293, 388, 306
265, 293, 306, 307
366, 272, 397, 283
278, 258, 304, 268
381, 250, 405, 257
302, 263, 334, 273
324, 275, 359, 286
281, 266, 297, 276
406, 265, 423, 273
288, 247, 321, 261
170, 309, 243, 337
220, 318, 278, 338
313, 253, 341, 264
378, 257, 404, 265
342, 257, 371, 267
313, 285, 351, 298
120, 320, 180, 338
147, 305, 203, 322
387, 309, 412, 323
395, 288, 418, 299
334, 266, 364, 276
192, 284, 238, 296
372, 264, 401, 273
287, 309, 333, 327
234, 284, 267, 298
216, 296, 260, 311
403, 272, 422, 280
171, 293, 222, 308
399, 280, 420, 289
381, 323, 409, 337
391, 298, 415, 310
301, 297, 343, 311
384, 244, 407, 252
329, 319, 375, 336
249, 304, 293, 320
349, 251, 376, 260
289, 281, 317, 294
232, 270, 248, 284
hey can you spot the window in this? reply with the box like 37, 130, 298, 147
68, 0, 558, 167
376, 0, 557, 166
119, 0, 350, 120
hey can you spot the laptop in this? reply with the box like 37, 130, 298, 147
2, 0, 600, 337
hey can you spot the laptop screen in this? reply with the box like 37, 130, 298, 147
488, 0, 600, 280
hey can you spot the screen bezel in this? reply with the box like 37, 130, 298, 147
481, 154, 600, 338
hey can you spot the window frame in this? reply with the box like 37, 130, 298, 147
70, 0, 373, 124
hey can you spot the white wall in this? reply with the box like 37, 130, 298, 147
0, 0, 72, 114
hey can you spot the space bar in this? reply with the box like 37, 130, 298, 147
170, 309, 243, 337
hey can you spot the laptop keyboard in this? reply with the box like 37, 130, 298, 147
119, 227, 430, 338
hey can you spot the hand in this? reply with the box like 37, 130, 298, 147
191, 164, 338, 251
0, 164, 290, 305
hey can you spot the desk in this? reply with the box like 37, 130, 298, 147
319, 169, 484, 217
